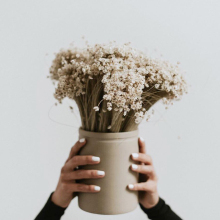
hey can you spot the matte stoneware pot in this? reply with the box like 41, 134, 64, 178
78, 128, 139, 215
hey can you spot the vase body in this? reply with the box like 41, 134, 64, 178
78, 128, 139, 215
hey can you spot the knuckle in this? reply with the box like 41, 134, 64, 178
88, 185, 94, 191
73, 156, 83, 165
152, 167, 156, 174
148, 166, 153, 173
86, 156, 92, 162
139, 165, 144, 172
142, 185, 148, 191
61, 183, 69, 191
77, 184, 87, 191
76, 170, 84, 177
76, 184, 84, 191
148, 155, 152, 163
138, 184, 146, 191
90, 170, 97, 178
61, 166, 65, 174
60, 173, 66, 181
72, 156, 79, 163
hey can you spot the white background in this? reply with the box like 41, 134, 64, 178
1, 1, 220, 219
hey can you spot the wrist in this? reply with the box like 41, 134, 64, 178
51, 190, 72, 208
140, 192, 160, 209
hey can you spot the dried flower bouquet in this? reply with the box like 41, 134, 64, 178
49, 42, 187, 132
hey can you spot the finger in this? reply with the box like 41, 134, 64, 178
127, 181, 157, 193
61, 170, 105, 180
66, 139, 86, 163
63, 155, 100, 172
130, 164, 156, 178
61, 183, 101, 193
138, 137, 146, 154
131, 153, 152, 165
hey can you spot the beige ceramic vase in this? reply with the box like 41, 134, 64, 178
77, 128, 139, 215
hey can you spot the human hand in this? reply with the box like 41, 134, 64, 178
128, 137, 159, 209
51, 138, 105, 208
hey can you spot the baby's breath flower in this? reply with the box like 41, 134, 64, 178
50, 42, 187, 130
93, 106, 99, 111
155, 84, 160, 89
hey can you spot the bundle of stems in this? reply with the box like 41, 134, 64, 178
49, 42, 187, 132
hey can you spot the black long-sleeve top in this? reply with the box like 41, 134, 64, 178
35, 192, 182, 220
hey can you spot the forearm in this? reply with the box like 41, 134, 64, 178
139, 197, 182, 220
35, 192, 67, 220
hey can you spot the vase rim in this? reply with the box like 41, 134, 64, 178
79, 128, 139, 139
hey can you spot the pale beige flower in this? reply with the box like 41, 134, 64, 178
49, 42, 187, 132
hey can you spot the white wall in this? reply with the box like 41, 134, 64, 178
1, 1, 220, 219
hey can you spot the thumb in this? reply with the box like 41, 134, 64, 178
138, 137, 146, 154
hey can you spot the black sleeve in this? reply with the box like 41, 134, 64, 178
139, 197, 182, 220
34, 192, 67, 220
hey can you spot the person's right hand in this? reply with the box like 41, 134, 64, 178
51, 138, 105, 208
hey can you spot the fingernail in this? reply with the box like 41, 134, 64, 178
79, 138, 85, 143
139, 137, 145, 142
131, 164, 138, 170
97, 171, 105, 176
94, 186, 101, 191
92, 156, 100, 162
132, 153, 139, 158
128, 184, 134, 189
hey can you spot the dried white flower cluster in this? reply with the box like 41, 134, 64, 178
50, 42, 187, 132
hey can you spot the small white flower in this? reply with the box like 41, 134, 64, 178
155, 84, 160, 89
50, 42, 187, 129
93, 106, 99, 111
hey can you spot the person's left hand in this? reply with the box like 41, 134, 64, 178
128, 137, 160, 209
